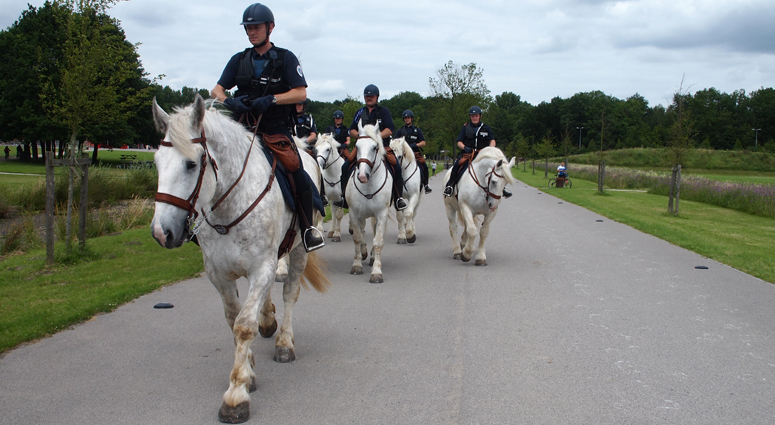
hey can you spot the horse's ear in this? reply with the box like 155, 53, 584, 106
191, 93, 206, 131
152, 97, 170, 133
508, 156, 516, 167
357, 120, 364, 135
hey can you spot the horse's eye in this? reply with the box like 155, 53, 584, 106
185, 160, 197, 171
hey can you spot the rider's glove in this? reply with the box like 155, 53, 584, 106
408, 143, 417, 150
223, 96, 252, 114
249, 95, 276, 114
463, 146, 473, 154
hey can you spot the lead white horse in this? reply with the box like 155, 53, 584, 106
443, 147, 516, 265
345, 122, 392, 283
314, 133, 346, 242
389, 136, 422, 244
150, 94, 330, 423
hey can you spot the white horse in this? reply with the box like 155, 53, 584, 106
443, 147, 516, 265
389, 136, 422, 244
150, 94, 330, 423
314, 133, 346, 242
345, 122, 392, 283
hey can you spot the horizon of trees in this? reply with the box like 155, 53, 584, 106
2, 2, 773, 164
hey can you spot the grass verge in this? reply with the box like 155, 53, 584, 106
513, 167, 775, 284
0, 227, 203, 353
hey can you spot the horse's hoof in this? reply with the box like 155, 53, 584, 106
351, 266, 363, 275
332, 236, 341, 242
274, 274, 287, 283
327, 231, 334, 238
360, 247, 368, 261
369, 274, 384, 284
218, 401, 250, 424
349, 228, 354, 235
461, 255, 471, 262
407, 234, 417, 244
453, 253, 461, 260
397, 238, 407, 244
259, 318, 277, 338
248, 375, 257, 393
274, 346, 296, 363
475, 259, 488, 266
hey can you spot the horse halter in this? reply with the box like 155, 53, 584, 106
154, 131, 215, 232
352, 135, 388, 200
469, 161, 506, 201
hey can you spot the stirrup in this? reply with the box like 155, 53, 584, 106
320, 194, 329, 207
424, 186, 433, 194
503, 188, 512, 198
443, 186, 453, 197
303, 227, 325, 252
395, 197, 408, 211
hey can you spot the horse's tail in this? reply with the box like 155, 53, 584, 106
300, 251, 331, 293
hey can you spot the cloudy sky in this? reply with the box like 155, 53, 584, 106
2, 0, 774, 107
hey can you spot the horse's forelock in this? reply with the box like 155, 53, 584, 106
166, 102, 246, 160
360, 124, 385, 157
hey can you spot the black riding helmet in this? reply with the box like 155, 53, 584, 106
402, 110, 414, 119
241, 3, 274, 47
469, 106, 482, 115
333, 110, 344, 119
363, 84, 380, 97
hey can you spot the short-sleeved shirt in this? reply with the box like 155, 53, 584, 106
394, 125, 425, 152
216, 44, 307, 92
350, 105, 395, 146
457, 122, 495, 150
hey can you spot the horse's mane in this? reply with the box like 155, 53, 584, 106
314, 133, 338, 151
473, 147, 516, 185
167, 100, 252, 160
390, 137, 415, 164
359, 124, 386, 158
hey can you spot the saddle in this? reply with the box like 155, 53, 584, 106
453, 152, 476, 183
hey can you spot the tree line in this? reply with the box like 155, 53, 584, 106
2, 2, 773, 165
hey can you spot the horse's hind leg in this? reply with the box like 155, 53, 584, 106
475, 213, 497, 266
259, 291, 277, 338
350, 217, 365, 275
275, 255, 289, 282
459, 205, 478, 262
396, 210, 407, 244
445, 200, 462, 259
275, 246, 306, 363
331, 205, 343, 242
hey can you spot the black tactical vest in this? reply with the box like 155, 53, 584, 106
396, 126, 421, 151
464, 123, 492, 150
294, 114, 313, 138
234, 47, 293, 126
355, 106, 389, 146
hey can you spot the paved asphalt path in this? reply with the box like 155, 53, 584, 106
2, 173, 774, 425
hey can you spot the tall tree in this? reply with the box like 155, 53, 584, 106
428, 61, 491, 157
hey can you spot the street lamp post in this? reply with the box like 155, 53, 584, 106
576, 126, 584, 149
752, 128, 761, 148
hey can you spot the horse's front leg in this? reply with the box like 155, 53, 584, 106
475, 212, 497, 266
332, 205, 344, 241
445, 200, 462, 259
369, 210, 388, 283
218, 262, 275, 424
396, 209, 407, 244
275, 255, 289, 282
350, 215, 365, 275
405, 201, 417, 243
459, 204, 478, 262
274, 245, 306, 363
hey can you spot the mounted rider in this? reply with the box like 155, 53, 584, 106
293, 99, 317, 154
394, 109, 432, 194
211, 2, 325, 252
443, 106, 513, 199
323, 110, 351, 157
333, 84, 408, 211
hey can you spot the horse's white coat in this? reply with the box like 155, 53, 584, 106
389, 137, 423, 244
314, 133, 346, 242
150, 95, 327, 422
442, 147, 516, 265
345, 123, 392, 283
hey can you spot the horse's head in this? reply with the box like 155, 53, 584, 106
473, 147, 516, 212
389, 137, 415, 167
314, 133, 338, 170
354, 121, 384, 183
151, 94, 218, 248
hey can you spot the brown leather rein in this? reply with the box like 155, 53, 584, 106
468, 157, 506, 201
352, 135, 389, 200
154, 129, 276, 236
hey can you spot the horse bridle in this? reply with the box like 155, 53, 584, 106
154, 129, 276, 237
317, 144, 344, 188
352, 135, 388, 200
468, 160, 506, 201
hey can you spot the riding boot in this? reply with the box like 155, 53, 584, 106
297, 188, 325, 252
393, 161, 407, 211
503, 188, 513, 198
332, 160, 350, 209
422, 162, 432, 194
319, 181, 329, 207
443, 159, 461, 197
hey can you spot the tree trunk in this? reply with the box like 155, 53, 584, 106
597, 161, 605, 193
65, 130, 77, 252
31, 140, 39, 161
674, 165, 682, 216
532, 160, 535, 175
91, 143, 100, 163
667, 164, 677, 214
544, 158, 548, 178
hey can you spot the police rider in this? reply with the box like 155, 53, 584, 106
323, 110, 351, 154
394, 110, 432, 194
293, 99, 317, 149
334, 84, 408, 211
442, 106, 512, 199
210, 3, 325, 252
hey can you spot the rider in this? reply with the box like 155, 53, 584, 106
557, 161, 567, 178
443, 106, 513, 199
333, 84, 407, 211
394, 110, 432, 194
210, 2, 325, 252
323, 110, 351, 155
293, 99, 317, 151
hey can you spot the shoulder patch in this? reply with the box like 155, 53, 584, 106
297, 65, 304, 77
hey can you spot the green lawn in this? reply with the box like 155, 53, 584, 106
0, 227, 203, 353
514, 167, 775, 284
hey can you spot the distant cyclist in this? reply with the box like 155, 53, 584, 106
557, 162, 567, 178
